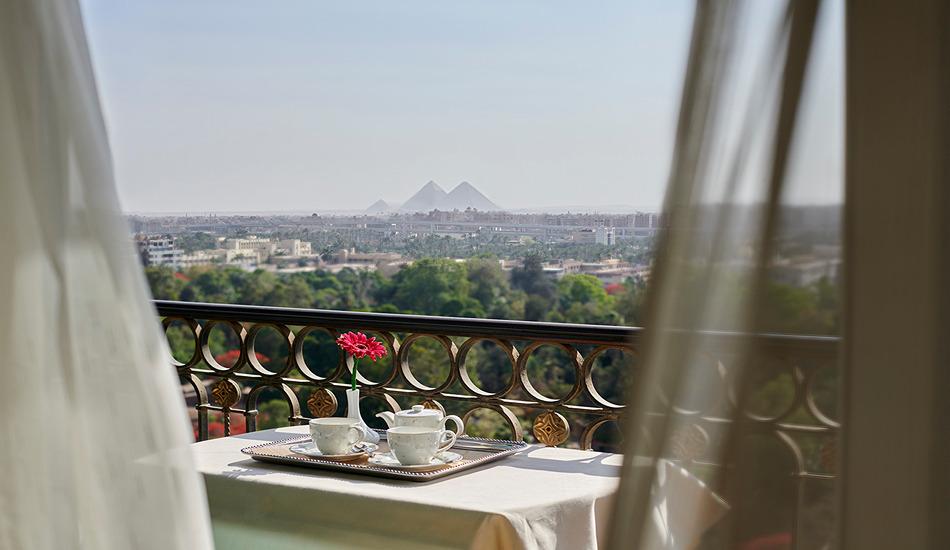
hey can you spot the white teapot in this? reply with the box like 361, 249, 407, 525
376, 405, 464, 438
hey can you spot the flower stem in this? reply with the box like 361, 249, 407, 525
351, 356, 359, 392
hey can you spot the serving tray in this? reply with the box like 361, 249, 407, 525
241, 430, 529, 481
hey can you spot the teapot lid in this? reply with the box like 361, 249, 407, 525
395, 404, 441, 418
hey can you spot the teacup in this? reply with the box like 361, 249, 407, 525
387, 426, 457, 466
309, 417, 366, 455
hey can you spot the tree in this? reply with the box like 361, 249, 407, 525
190, 268, 236, 303
145, 265, 184, 300
385, 258, 470, 315
554, 274, 616, 324
523, 294, 550, 322
283, 279, 315, 309
257, 399, 291, 430
614, 280, 647, 326
557, 274, 614, 309
465, 257, 509, 314
814, 276, 840, 334
440, 297, 486, 318
313, 287, 342, 309
760, 282, 827, 335
510, 253, 556, 299
239, 270, 279, 305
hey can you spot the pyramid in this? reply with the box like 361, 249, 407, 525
434, 181, 501, 211
397, 180, 447, 213
364, 199, 392, 215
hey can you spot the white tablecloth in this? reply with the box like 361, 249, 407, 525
190, 426, 727, 550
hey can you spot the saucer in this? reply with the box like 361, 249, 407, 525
367, 451, 463, 471
289, 441, 377, 461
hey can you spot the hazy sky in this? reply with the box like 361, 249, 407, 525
79, 1, 841, 214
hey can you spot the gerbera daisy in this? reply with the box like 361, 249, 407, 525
336, 332, 388, 390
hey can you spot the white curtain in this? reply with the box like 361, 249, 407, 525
0, 1, 214, 548
608, 0, 831, 548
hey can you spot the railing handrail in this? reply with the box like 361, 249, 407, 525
154, 300, 839, 352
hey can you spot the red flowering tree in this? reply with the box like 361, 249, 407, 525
213, 350, 269, 368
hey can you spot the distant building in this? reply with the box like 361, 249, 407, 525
596, 228, 615, 245
573, 229, 596, 244
275, 239, 310, 257
225, 236, 276, 264
179, 250, 226, 268
333, 248, 402, 266
136, 235, 183, 267
572, 228, 614, 245
541, 258, 648, 284
128, 216, 163, 234
633, 212, 655, 228
324, 248, 406, 276
540, 259, 585, 280
575, 258, 647, 285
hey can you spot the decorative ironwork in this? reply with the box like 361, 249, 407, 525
210, 378, 241, 436
669, 424, 709, 461
307, 389, 337, 418
211, 379, 241, 409
160, 301, 837, 446
533, 412, 570, 446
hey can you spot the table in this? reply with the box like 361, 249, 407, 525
191, 426, 728, 550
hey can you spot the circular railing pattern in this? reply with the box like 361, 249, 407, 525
158, 302, 838, 475
168, 322, 635, 444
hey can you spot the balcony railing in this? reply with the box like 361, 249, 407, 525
159, 298, 837, 458
160, 300, 839, 547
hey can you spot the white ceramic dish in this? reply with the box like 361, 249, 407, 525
367, 451, 463, 471
289, 441, 377, 461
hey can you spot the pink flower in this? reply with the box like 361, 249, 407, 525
336, 332, 387, 361
337, 332, 387, 391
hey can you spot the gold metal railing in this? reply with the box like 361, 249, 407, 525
159, 299, 837, 453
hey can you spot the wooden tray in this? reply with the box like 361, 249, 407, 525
241, 430, 529, 481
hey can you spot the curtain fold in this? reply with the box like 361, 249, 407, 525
0, 1, 214, 548
608, 1, 826, 548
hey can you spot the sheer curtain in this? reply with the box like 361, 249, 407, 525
608, 0, 832, 548
0, 1, 213, 548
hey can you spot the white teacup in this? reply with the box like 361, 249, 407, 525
309, 417, 366, 455
387, 426, 457, 466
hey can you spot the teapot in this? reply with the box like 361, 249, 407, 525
376, 405, 464, 438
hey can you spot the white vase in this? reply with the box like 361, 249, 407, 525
345, 388, 380, 445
